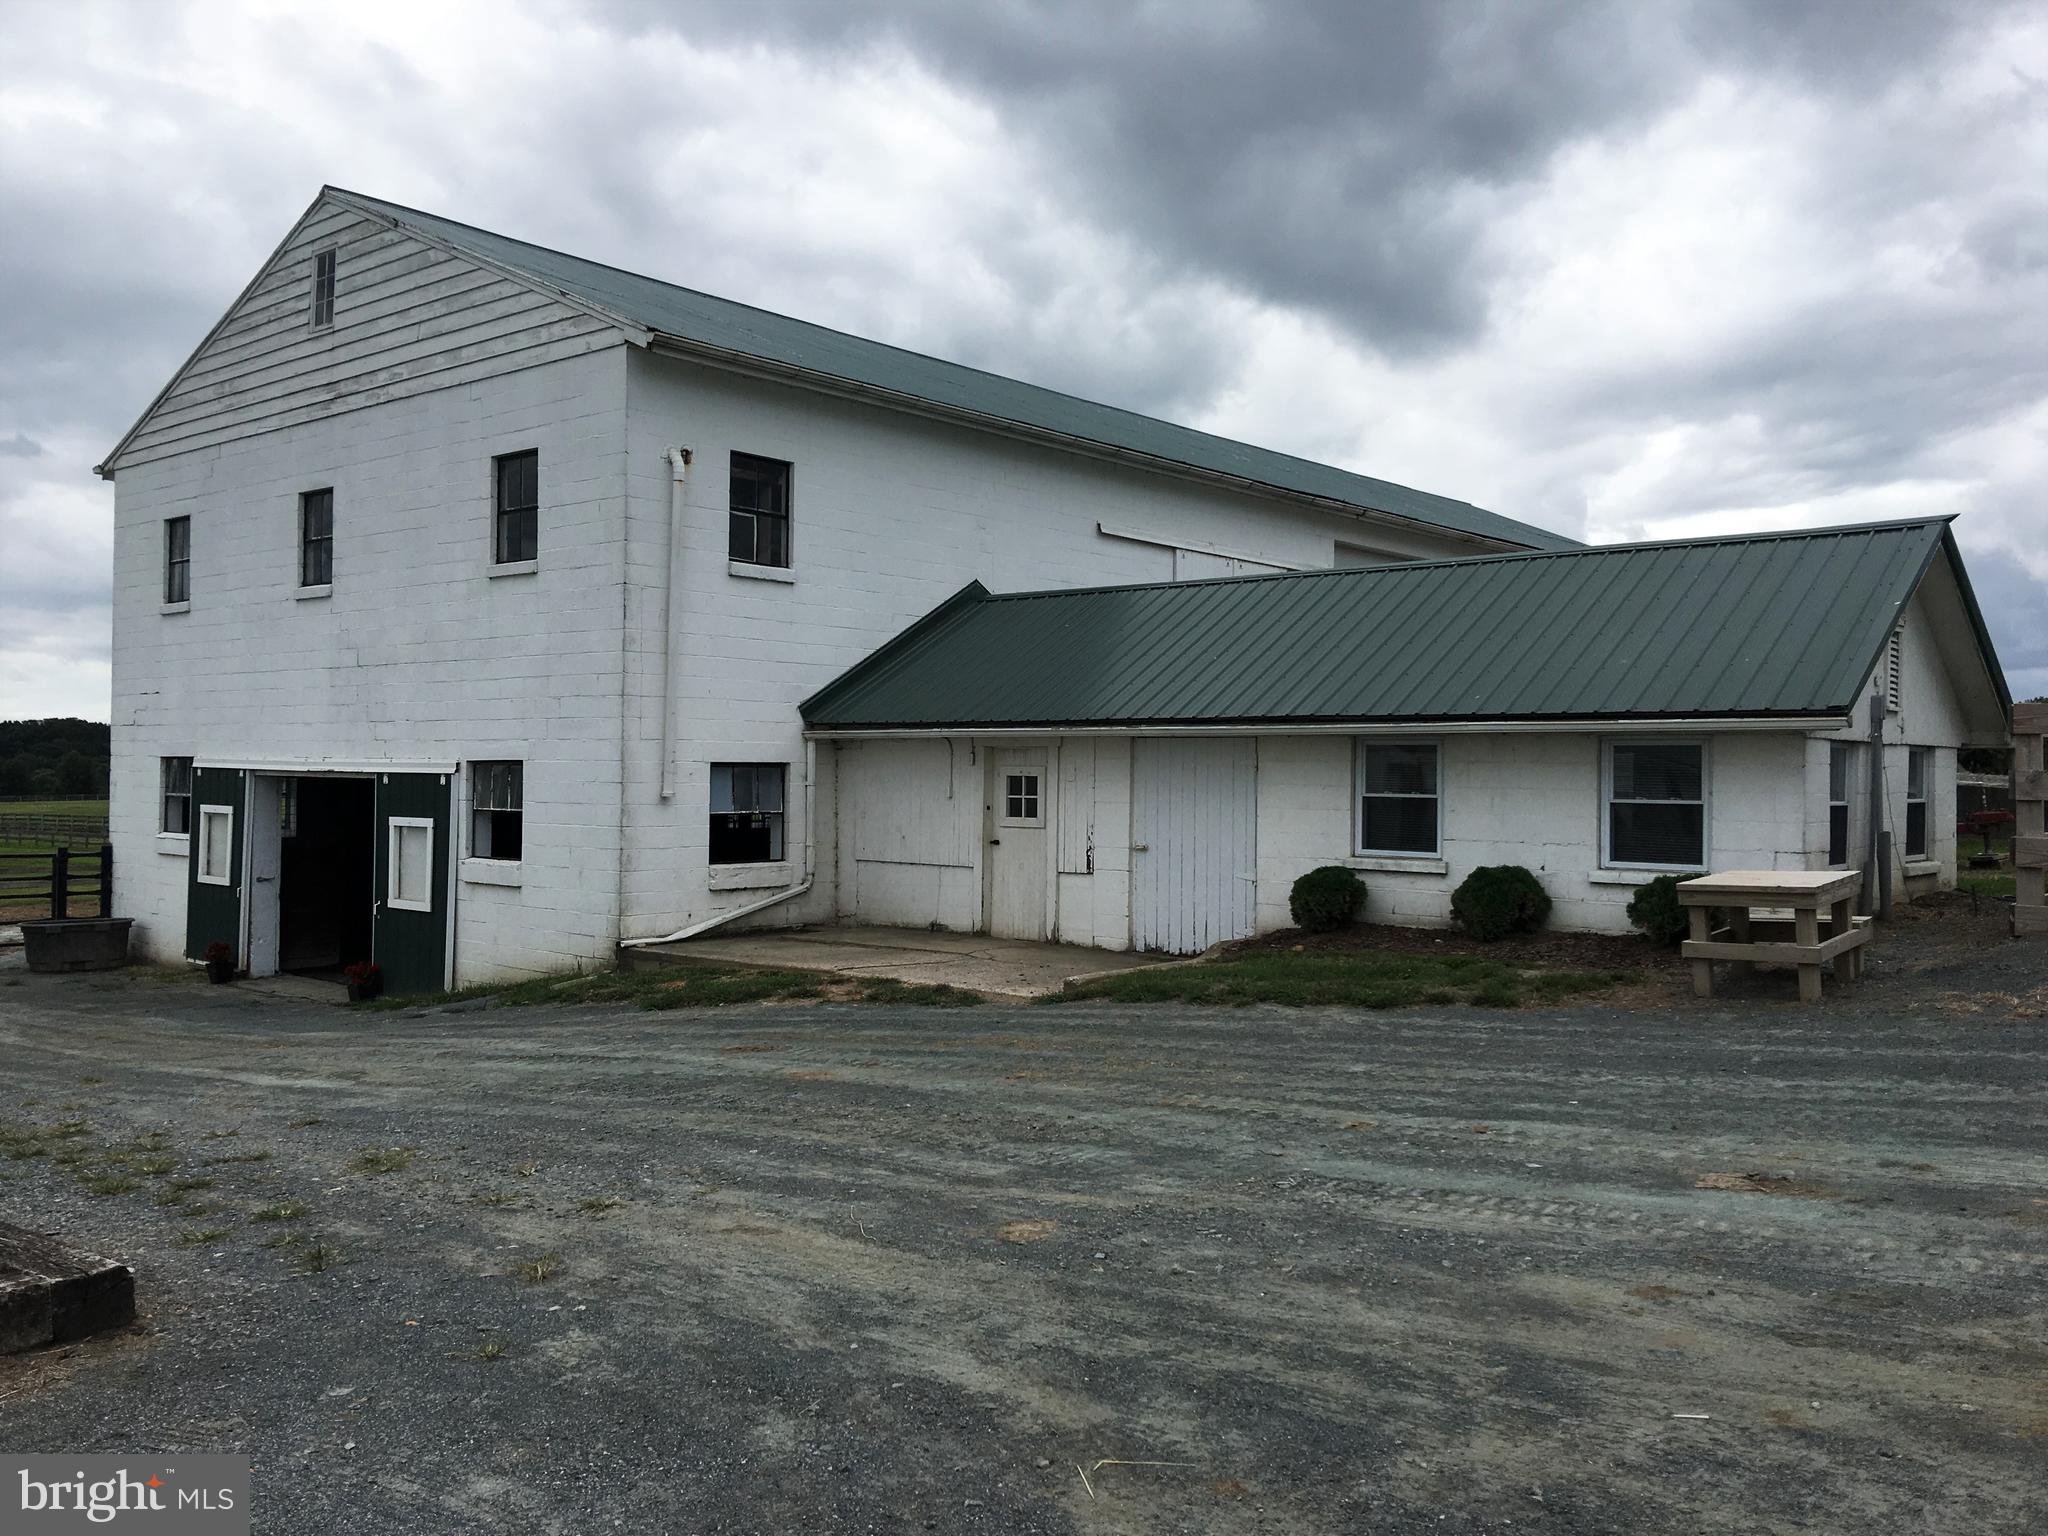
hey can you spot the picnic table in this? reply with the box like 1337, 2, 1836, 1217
1678, 869, 1868, 1003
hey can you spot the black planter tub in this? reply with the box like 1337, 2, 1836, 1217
19, 917, 133, 973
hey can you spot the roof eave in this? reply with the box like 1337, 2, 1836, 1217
805, 710, 1856, 737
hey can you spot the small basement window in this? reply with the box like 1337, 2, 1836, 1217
1604, 740, 1705, 870
164, 515, 191, 604
311, 248, 337, 328
300, 488, 333, 587
160, 756, 193, 835
729, 452, 791, 568
494, 450, 539, 565
999, 769, 1045, 828
1827, 742, 1855, 867
470, 760, 523, 861
710, 762, 786, 864
1356, 741, 1439, 855
1906, 746, 1931, 858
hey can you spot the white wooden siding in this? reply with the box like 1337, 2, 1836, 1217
1131, 738, 1257, 953
1057, 739, 1096, 874
112, 200, 621, 470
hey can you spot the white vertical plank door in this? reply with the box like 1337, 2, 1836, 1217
1131, 738, 1257, 953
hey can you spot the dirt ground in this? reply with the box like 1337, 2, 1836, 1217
0, 924, 2043, 1534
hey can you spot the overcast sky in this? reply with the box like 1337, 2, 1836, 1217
2, 0, 2043, 720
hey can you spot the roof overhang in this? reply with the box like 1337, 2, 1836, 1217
805, 714, 1851, 739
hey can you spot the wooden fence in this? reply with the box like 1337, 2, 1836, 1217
0, 812, 111, 848
2015, 701, 2046, 938
0, 844, 112, 920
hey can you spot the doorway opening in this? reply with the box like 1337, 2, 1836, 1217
276, 777, 374, 979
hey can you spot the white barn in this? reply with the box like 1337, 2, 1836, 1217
100, 188, 2011, 988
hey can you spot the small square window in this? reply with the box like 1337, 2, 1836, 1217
164, 516, 191, 604
494, 450, 538, 565
728, 453, 791, 568
160, 756, 193, 835
1000, 770, 1044, 827
311, 248, 336, 328
299, 489, 333, 587
709, 762, 786, 863
470, 760, 523, 861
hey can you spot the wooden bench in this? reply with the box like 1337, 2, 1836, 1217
1678, 869, 1869, 1003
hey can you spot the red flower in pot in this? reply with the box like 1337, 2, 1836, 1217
344, 961, 383, 1002
203, 941, 235, 984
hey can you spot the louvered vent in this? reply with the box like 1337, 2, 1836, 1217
1885, 627, 1903, 713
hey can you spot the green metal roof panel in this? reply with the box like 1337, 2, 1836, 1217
330, 188, 1575, 553
802, 520, 1963, 729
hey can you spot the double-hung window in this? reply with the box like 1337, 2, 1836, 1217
160, 756, 193, 835
709, 763, 786, 864
494, 450, 538, 565
1604, 741, 1706, 870
310, 248, 337, 328
1906, 747, 1931, 858
163, 516, 191, 604
470, 761, 524, 861
728, 453, 791, 568
1827, 743, 1855, 867
299, 489, 333, 587
1356, 742, 1439, 856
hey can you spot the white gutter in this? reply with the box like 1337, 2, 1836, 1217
621, 737, 818, 948
805, 717, 1850, 741
658, 447, 691, 799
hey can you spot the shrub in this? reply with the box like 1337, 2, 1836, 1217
1289, 865, 1365, 933
1626, 872, 1703, 947
1450, 865, 1552, 942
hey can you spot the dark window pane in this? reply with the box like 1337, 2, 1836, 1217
1363, 795, 1437, 853
1906, 802, 1927, 858
1612, 743, 1701, 802
1365, 744, 1435, 796
755, 511, 788, 567
729, 510, 754, 562
1828, 804, 1849, 866
1610, 802, 1704, 867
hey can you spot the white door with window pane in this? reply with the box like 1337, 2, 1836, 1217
1131, 738, 1257, 954
986, 751, 1049, 940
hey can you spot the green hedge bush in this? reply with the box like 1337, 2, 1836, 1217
1449, 865, 1552, 941
1289, 865, 1365, 933
1626, 872, 1704, 947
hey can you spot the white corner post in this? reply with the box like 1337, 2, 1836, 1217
659, 446, 691, 800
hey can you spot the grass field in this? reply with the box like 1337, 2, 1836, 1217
0, 798, 110, 858
1048, 951, 1637, 1008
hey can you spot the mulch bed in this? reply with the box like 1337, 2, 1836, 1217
1226, 921, 1683, 973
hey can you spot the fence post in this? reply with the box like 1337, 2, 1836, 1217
52, 846, 69, 920
102, 840, 114, 918
2014, 702, 2046, 938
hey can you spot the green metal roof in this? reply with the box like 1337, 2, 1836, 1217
803, 519, 1996, 730
328, 188, 1574, 553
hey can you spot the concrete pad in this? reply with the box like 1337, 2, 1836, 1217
626, 923, 1169, 999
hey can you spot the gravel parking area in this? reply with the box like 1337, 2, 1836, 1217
1, 957, 2043, 1534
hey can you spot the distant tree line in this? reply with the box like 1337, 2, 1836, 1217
0, 718, 110, 797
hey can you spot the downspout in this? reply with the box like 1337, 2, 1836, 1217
1866, 691, 1890, 916
658, 447, 692, 799
621, 736, 816, 946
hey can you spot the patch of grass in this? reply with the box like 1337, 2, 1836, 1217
167, 1174, 216, 1192
514, 1161, 539, 1179
78, 1170, 140, 1196
475, 1191, 520, 1206
154, 1187, 194, 1208
849, 976, 985, 1007
201, 1129, 240, 1140
174, 1225, 232, 1246
52, 1146, 89, 1166
577, 1196, 625, 1215
467, 1337, 509, 1362
287, 1117, 324, 1129
250, 1200, 307, 1223
206, 1149, 271, 1165
638, 968, 828, 1010
346, 1146, 416, 1175
48, 1118, 90, 1140
1046, 951, 1638, 1009
77, 1075, 105, 1085
297, 1242, 339, 1273
136, 1156, 177, 1176
515, 1251, 562, 1284
260, 1231, 305, 1249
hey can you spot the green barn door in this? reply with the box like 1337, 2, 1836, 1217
184, 767, 247, 964
372, 772, 451, 996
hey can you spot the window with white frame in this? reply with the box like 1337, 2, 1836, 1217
164, 516, 190, 604
1604, 741, 1705, 869
310, 248, 336, 328
387, 818, 434, 911
493, 450, 538, 565
299, 488, 333, 587
1000, 769, 1045, 828
1356, 741, 1439, 855
728, 452, 791, 568
1827, 742, 1856, 867
470, 761, 523, 861
160, 757, 193, 835
709, 762, 786, 864
196, 803, 234, 885
1906, 747, 1931, 858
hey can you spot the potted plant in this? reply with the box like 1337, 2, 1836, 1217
203, 941, 235, 984
344, 960, 383, 1003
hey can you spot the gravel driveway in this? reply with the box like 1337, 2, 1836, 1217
1, 962, 2042, 1534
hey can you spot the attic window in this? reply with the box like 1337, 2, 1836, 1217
310, 248, 336, 328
